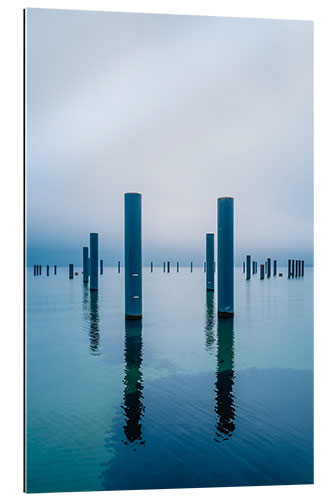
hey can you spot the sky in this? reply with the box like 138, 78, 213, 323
25, 8, 313, 266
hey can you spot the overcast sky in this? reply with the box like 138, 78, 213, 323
25, 8, 313, 266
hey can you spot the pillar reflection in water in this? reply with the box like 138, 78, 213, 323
122, 319, 145, 448
205, 292, 216, 352
89, 291, 100, 355
215, 318, 235, 441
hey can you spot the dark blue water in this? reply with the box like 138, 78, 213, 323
25, 267, 313, 492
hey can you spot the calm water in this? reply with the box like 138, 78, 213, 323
25, 267, 313, 492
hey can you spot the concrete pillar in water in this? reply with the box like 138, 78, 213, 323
90, 233, 99, 291
246, 255, 251, 280
260, 264, 265, 279
100, 259, 103, 275
83, 247, 89, 283
177, 262, 179, 272
167, 261, 170, 273
206, 233, 214, 291
124, 192, 142, 320
151, 261, 153, 273
267, 258, 271, 278
163, 262, 166, 273
190, 262, 193, 273
118, 261, 120, 273
273, 260, 277, 276
217, 197, 234, 317
302, 260, 304, 276
46, 265, 49, 276
88, 258, 91, 276
54, 265, 57, 275
69, 264, 74, 279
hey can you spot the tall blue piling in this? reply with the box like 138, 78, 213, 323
90, 233, 98, 291
167, 261, 170, 273
252, 260, 256, 274
260, 264, 265, 279
177, 262, 179, 273
151, 261, 153, 273
88, 258, 91, 276
54, 265, 57, 275
267, 258, 271, 278
100, 259, 103, 275
83, 247, 89, 283
118, 261, 120, 273
124, 192, 142, 320
217, 197, 234, 317
206, 233, 214, 291
273, 260, 277, 276
246, 255, 251, 280
69, 264, 74, 279
190, 262, 193, 273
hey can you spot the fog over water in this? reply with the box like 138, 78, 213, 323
25, 9, 313, 266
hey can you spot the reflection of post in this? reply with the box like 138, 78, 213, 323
89, 289, 100, 355
205, 292, 215, 352
122, 319, 145, 446
215, 318, 235, 441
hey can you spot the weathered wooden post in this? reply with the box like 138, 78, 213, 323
100, 259, 103, 275
124, 192, 142, 319
69, 264, 74, 279
246, 255, 251, 280
260, 264, 265, 279
273, 260, 277, 276
206, 233, 214, 291
90, 233, 99, 291
267, 258, 271, 278
83, 247, 89, 283
217, 197, 234, 317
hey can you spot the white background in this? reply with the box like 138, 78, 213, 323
0, 1, 332, 499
